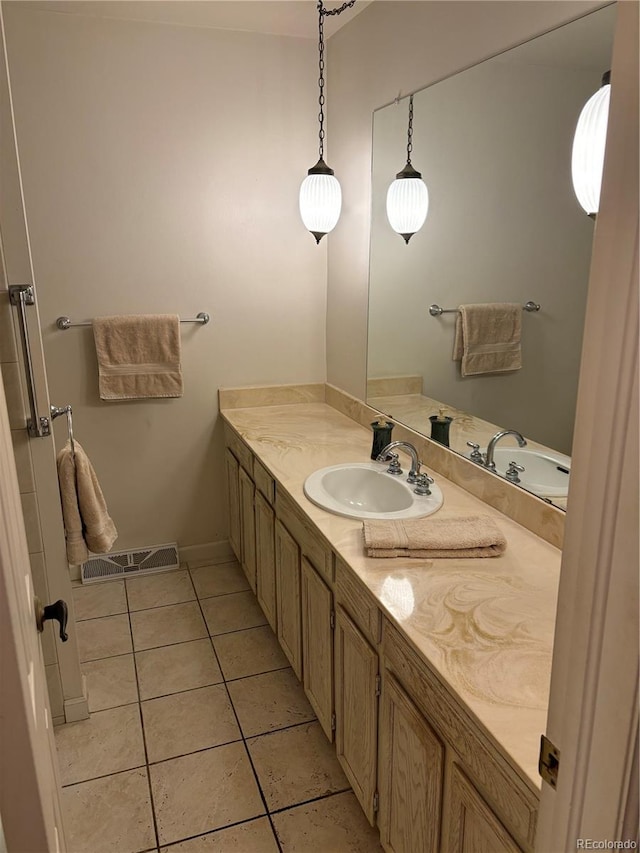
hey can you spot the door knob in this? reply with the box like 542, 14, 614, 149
35, 597, 69, 642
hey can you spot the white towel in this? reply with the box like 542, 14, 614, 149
452, 303, 522, 376
57, 440, 117, 565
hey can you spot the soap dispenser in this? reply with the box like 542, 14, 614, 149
429, 407, 453, 447
370, 420, 394, 460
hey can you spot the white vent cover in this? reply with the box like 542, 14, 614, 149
81, 543, 179, 584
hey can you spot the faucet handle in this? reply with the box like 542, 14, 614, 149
414, 473, 434, 496
382, 453, 403, 476
466, 441, 484, 464
505, 461, 525, 483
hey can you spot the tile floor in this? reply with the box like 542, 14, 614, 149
60, 560, 382, 853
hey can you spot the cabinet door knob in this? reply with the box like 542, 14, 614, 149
35, 597, 69, 642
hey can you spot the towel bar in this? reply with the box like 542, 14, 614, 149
55, 312, 210, 330
51, 404, 75, 459
429, 301, 540, 317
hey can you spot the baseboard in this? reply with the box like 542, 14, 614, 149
64, 674, 89, 722
179, 540, 235, 567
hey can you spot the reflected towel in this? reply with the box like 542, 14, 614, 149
452, 303, 521, 376
93, 314, 183, 400
363, 515, 506, 558
57, 440, 117, 565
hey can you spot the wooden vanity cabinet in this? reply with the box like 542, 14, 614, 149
274, 519, 303, 679
301, 556, 334, 740
238, 466, 257, 593
224, 448, 241, 562
255, 491, 276, 632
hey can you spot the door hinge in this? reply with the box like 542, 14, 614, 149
373, 791, 379, 813
330, 610, 336, 630
375, 673, 381, 697
331, 712, 336, 732
539, 734, 560, 788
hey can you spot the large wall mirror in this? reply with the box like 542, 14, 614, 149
367, 4, 615, 510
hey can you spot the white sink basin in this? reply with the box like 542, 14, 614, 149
492, 448, 571, 497
303, 462, 443, 520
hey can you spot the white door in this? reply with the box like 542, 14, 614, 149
0, 377, 66, 851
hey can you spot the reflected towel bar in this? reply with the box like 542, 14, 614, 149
429, 301, 540, 317
55, 312, 210, 330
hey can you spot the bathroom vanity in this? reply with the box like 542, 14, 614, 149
220, 384, 562, 853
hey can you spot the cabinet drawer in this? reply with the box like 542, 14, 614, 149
254, 458, 276, 505
335, 557, 381, 647
276, 489, 332, 585
224, 424, 253, 476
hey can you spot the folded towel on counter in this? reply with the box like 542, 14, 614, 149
93, 314, 183, 400
363, 515, 507, 558
452, 303, 521, 376
57, 440, 117, 565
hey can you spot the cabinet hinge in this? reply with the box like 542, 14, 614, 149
375, 673, 381, 697
330, 610, 336, 630
331, 712, 336, 732
373, 791, 379, 813
539, 734, 560, 789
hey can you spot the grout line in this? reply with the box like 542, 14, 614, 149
60, 762, 148, 789
205, 620, 269, 639
144, 736, 245, 768
267, 787, 353, 817
242, 717, 319, 742
155, 814, 275, 851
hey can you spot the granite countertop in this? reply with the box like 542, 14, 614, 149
221, 401, 561, 794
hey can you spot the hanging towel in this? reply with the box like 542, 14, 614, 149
93, 314, 183, 400
363, 515, 506, 558
452, 303, 522, 376
57, 440, 118, 565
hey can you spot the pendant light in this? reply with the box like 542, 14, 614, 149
571, 70, 611, 218
386, 94, 429, 244
299, 0, 355, 244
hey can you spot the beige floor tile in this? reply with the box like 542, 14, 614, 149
213, 626, 289, 680
160, 817, 278, 852
248, 721, 349, 811
136, 639, 223, 700
62, 768, 156, 853
130, 601, 207, 651
55, 704, 146, 786
150, 742, 265, 846
272, 791, 383, 851
142, 684, 240, 763
126, 569, 195, 612
190, 561, 249, 599
76, 613, 132, 662
227, 669, 315, 737
83, 653, 138, 712
72, 580, 127, 621
201, 591, 267, 636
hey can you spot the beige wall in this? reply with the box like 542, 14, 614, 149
326, 0, 601, 400
3, 4, 325, 555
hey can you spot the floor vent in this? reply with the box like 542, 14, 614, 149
81, 543, 179, 584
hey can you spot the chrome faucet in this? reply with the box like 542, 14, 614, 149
377, 441, 421, 482
484, 429, 527, 469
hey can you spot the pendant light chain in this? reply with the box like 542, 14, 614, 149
316, 0, 356, 161
406, 94, 414, 166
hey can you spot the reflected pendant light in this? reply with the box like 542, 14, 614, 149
299, 1, 355, 243
386, 94, 429, 244
571, 70, 611, 218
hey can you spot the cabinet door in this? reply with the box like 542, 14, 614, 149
225, 449, 241, 562
275, 520, 302, 679
238, 466, 256, 593
301, 556, 334, 741
378, 672, 444, 853
255, 491, 277, 632
446, 765, 522, 853
334, 606, 378, 825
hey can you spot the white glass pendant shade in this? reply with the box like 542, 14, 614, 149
386, 168, 429, 244
299, 161, 342, 244
571, 78, 611, 216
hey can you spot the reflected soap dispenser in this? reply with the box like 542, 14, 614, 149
370, 420, 394, 460
429, 408, 453, 447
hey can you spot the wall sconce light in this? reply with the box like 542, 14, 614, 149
299, 0, 355, 244
386, 94, 429, 244
571, 70, 611, 218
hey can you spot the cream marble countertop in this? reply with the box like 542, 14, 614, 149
221, 401, 561, 794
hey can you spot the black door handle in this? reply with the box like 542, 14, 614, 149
35, 598, 69, 642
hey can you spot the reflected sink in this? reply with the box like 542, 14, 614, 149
303, 462, 443, 520
492, 448, 571, 497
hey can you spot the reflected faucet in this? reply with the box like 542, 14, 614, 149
377, 441, 421, 482
484, 429, 527, 469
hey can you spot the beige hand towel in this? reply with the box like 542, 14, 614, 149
363, 515, 506, 558
57, 440, 117, 565
452, 303, 521, 376
93, 314, 183, 400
